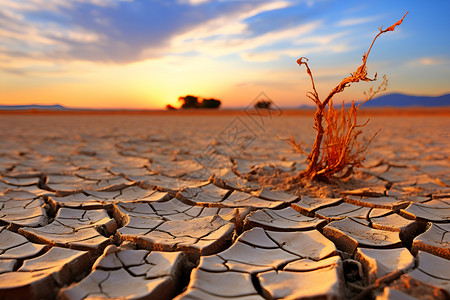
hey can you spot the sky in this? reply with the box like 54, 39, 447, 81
0, 0, 449, 109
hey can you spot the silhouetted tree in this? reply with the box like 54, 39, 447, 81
174, 95, 222, 109
201, 98, 221, 108
165, 104, 177, 110
178, 95, 200, 108
254, 100, 272, 109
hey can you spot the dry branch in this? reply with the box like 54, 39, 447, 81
292, 12, 408, 181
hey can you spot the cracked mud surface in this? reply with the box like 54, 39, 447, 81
0, 114, 449, 299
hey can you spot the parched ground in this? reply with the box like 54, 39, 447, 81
0, 113, 449, 299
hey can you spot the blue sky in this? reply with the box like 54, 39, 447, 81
0, 0, 449, 109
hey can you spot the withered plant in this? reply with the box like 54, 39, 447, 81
291, 13, 408, 181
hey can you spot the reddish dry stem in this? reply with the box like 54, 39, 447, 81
293, 13, 406, 181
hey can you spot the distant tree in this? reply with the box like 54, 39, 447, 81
178, 95, 200, 109
175, 95, 221, 109
165, 104, 177, 110
201, 98, 221, 109
254, 100, 272, 109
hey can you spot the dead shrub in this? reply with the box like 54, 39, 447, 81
291, 12, 408, 181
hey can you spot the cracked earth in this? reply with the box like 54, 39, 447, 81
0, 114, 449, 299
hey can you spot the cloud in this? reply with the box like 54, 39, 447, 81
139, 1, 295, 61
178, 0, 210, 5
240, 43, 349, 62
239, 30, 350, 62
418, 57, 447, 66
0, 8, 105, 58
0, 0, 296, 67
293, 31, 348, 46
0, 0, 123, 66
0, 0, 386, 78
0, 0, 131, 11
169, 1, 291, 41
335, 15, 380, 27
0, 7, 23, 21
169, 18, 320, 58
2, 65, 67, 77
407, 57, 449, 67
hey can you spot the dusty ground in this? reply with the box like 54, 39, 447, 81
0, 112, 449, 299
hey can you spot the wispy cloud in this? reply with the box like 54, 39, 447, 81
169, 19, 320, 58
240, 43, 349, 62
419, 57, 447, 66
406, 56, 449, 67
0, 0, 295, 67
178, 0, 210, 5
335, 15, 381, 27
0, 0, 129, 12
168, 0, 292, 45
0, 9, 106, 58
0, 0, 364, 82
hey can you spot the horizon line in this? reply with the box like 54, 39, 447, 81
1, 91, 449, 111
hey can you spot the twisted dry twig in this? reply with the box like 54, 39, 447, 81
292, 12, 408, 181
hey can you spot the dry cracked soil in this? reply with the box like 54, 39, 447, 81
0, 113, 449, 300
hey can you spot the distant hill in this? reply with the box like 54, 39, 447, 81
362, 93, 450, 107
0, 104, 69, 110
298, 93, 450, 108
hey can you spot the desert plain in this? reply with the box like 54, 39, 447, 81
0, 109, 449, 299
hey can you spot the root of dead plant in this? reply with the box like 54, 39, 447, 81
246, 167, 382, 199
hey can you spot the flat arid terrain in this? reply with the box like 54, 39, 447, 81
0, 111, 449, 299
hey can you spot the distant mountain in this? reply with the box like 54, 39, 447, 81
297, 93, 450, 108
362, 93, 450, 107
0, 104, 69, 110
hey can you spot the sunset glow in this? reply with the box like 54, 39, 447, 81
1, 0, 449, 109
